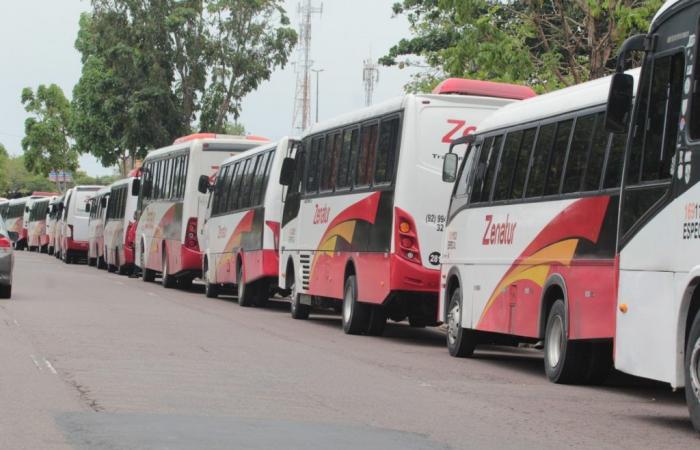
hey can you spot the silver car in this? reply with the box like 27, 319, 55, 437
0, 218, 13, 298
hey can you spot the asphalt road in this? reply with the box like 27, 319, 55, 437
1, 251, 698, 449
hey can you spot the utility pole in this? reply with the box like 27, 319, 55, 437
311, 68, 324, 123
292, 1, 323, 132
363, 56, 380, 107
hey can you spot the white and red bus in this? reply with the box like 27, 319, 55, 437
594, 0, 700, 430
440, 71, 639, 385
6, 197, 30, 249
278, 80, 535, 334
51, 193, 66, 258
27, 196, 56, 252
0, 199, 9, 220
104, 176, 140, 274
59, 185, 102, 263
200, 138, 293, 302
87, 188, 110, 268
47, 196, 62, 255
135, 133, 268, 288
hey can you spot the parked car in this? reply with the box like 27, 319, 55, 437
0, 218, 14, 298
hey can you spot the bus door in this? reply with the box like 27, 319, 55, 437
616, 36, 686, 381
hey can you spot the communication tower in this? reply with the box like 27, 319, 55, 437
292, 0, 323, 132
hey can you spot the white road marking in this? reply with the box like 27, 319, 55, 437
29, 354, 42, 371
148, 292, 158, 297
44, 359, 58, 375
13, 319, 19, 326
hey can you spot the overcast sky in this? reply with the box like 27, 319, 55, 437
0, 0, 420, 176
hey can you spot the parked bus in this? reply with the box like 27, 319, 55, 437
6, 197, 29, 249
200, 138, 293, 302
440, 70, 640, 386
87, 187, 110, 268
598, 0, 700, 430
51, 193, 66, 258
104, 177, 140, 274
278, 80, 536, 335
47, 196, 62, 255
135, 133, 268, 288
59, 185, 102, 263
27, 196, 55, 252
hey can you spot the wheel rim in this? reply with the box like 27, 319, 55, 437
237, 268, 244, 299
163, 258, 168, 284
547, 315, 564, 368
447, 299, 461, 346
343, 284, 353, 323
690, 337, 700, 401
290, 281, 297, 312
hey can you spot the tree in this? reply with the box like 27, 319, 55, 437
381, 0, 663, 92
21, 85, 79, 179
0, 144, 9, 195
3, 156, 57, 197
200, 0, 297, 132
224, 121, 246, 135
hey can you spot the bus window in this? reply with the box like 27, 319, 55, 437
470, 136, 494, 202
213, 165, 229, 215
472, 135, 503, 203
337, 128, 355, 190
251, 151, 272, 206
356, 123, 378, 187
306, 137, 321, 194
321, 133, 341, 191
455, 142, 481, 198
526, 123, 556, 198
604, 133, 626, 189
228, 162, 244, 211
583, 113, 609, 191
241, 155, 261, 209
493, 130, 523, 201
563, 114, 596, 194
544, 119, 573, 196
511, 127, 536, 199
375, 117, 400, 185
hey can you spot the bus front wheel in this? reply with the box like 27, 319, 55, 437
342, 275, 369, 335
685, 310, 700, 431
237, 264, 254, 307
446, 288, 476, 357
544, 299, 589, 384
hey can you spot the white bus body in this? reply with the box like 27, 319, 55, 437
135, 134, 268, 288
52, 193, 66, 258
279, 80, 536, 334
440, 71, 639, 385
201, 138, 293, 302
6, 197, 30, 249
87, 187, 110, 268
104, 177, 140, 274
60, 185, 102, 263
27, 196, 55, 252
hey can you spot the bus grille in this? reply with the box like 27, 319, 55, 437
300, 253, 311, 290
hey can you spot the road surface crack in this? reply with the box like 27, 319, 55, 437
67, 379, 104, 412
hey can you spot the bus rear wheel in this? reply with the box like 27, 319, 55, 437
685, 310, 700, 431
446, 288, 476, 357
366, 305, 387, 336
237, 264, 254, 307
289, 279, 310, 320
161, 252, 176, 289
203, 260, 219, 298
342, 275, 369, 335
544, 299, 589, 384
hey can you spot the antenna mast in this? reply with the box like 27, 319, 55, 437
363, 56, 380, 107
292, 0, 323, 132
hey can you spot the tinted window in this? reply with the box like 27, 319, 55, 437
583, 113, 609, 191
337, 129, 355, 189
511, 128, 536, 199
455, 143, 480, 198
544, 119, 573, 196
321, 133, 341, 191
604, 133, 626, 189
563, 114, 596, 193
470, 137, 493, 202
526, 123, 556, 197
356, 123, 378, 187
305, 137, 321, 193
493, 131, 523, 201
375, 117, 400, 184
228, 162, 244, 211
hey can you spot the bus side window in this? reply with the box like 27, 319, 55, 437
336, 128, 355, 190
226, 162, 242, 212
241, 155, 261, 209
374, 117, 400, 185
493, 130, 523, 201
470, 136, 494, 203
321, 133, 341, 192
356, 123, 378, 187
455, 143, 480, 198
563, 114, 596, 193
251, 151, 271, 206
511, 128, 536, 199
583, 113, 610, 191
305, 137, 321, 194
526, 123, 556, 198
544, 119, 573, 196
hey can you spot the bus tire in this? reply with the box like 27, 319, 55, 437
544, 299, 588, 384
446, 288, 476, 357
585, 341, 613, 385
0, 284, 11, 299
342, 275, 369, 335
255, 280, 270, 307
237, 264, 254, 307
142, 267, 155, 283
203, 259, 219, 298
161, 251, 176, 289
88, 257, 96, 267
685, 310, 700, 431
98, 255, 106, 270
366, 305, 387, 336
290, 279, 310, 320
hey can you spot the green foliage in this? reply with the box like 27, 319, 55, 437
382, 0, 663, 92
3, 156, 58, 197
0, 144, 9, 194
20, 85, 79, 176
200, 0, 297, 132
73, 170, 119, 186
224, 122, 246, 135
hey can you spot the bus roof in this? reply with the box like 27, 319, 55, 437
219, 139, 293, 168
653, 0, 682, 25
173, 133, 270, 145
474, 69, 641, 135
432, 78, 536, 100
109, 177, 136, 189
145, 136, 263, 161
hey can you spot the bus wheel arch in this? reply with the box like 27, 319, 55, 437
539, 275, 568, 341
679, 277, 700, 387
444, 267, 462, 324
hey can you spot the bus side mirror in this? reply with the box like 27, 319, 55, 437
85, 203, 91, 213
442, 153, 459, 183
25, 207, 29, 213
100, 197, 107, 208
605, 72, 634, 134
279, 157, 295, 186
132, 179, 140, 196
198, 175, 211, 194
